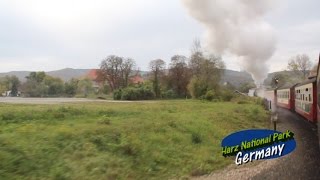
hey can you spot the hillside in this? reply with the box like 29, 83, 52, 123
0, 68, 91, 82
220, 69, 254, 88
263, 70, 308, 87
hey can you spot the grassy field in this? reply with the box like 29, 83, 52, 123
0, 99, 269, 180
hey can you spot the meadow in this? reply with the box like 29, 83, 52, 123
0, 99, 269, 180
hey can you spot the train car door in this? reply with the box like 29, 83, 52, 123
316, 54, 320, 146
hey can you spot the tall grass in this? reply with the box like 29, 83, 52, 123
0, 99, 268, 179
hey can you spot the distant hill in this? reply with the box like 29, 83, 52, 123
0, 68, 91, 82
263, 70, 308, 88
0, 71, 31, 82
46, 68, 90, 81
220, 69, 254, 88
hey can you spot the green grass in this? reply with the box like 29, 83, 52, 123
0, 99, 269, 180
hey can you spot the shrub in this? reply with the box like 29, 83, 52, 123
53, 112, 65, 119
191, 132, 202, 144
187, 77, 208, 99
220, 90, 234, 101
98, 119, 111, 125
113, 89, 122, 100
162, 89, 178, 99
112, 85, 155, 100
204, 90, 215, 101
237, 101, 249, 104
1, 112, 15, 121
121, 87, 137, 100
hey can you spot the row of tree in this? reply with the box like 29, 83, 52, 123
0, 72, 95, 97
97, 41, 227, 100
0, 76, 20, 96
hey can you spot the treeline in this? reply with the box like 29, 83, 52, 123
0, 72, 97, 97
1, 41, 238, 101
97, 41, 234, 101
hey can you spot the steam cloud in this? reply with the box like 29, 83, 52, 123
182, 0, 277, 84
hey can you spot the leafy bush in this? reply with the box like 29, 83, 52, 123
205, 90, 215, 101
1, 112, 15, 121
237, 101, 249, 104
187, 77, 208, 99
162, 89, 178, 99
191, 132, 202, 144
121, 87, 138, 100
113, 85, 155, 100
113, 89, 122, 100
220, 90, 234, 101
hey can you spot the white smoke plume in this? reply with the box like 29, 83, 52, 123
182, 0, 277, 84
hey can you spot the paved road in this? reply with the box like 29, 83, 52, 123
0, 97, 135, 104
196, 108, 320, 180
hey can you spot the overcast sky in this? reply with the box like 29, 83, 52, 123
0, 0, 319, 73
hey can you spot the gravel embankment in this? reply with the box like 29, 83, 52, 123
195, 108, 320, 180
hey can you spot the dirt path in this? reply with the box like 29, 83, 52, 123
195, 108, 320, 180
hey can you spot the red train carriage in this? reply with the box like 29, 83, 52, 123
276, 86, 291, 110
294, 77, 317, 122
276, 84, 298, 111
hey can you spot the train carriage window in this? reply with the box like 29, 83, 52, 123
309, 94, 312, 102
303, 94, 305, 101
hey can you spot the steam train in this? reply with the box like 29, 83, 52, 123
265, 55, 320, 145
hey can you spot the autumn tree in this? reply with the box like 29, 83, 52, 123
189, 39, 204, 77
0, 75, 20, 96
23, 72, 64, 97
77, 78, 93, 97
121, 58, 135, 87
44, 76, 64, 96
168, 55, 191, 97
149, 59, 166, 98
99, 55, 135, 91
309, 62, 318, 77
187, 40, 225, 98
64, 78, 79, 96
287, 54, 312, 79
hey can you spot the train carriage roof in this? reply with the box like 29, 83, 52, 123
277, 83, 299, 90
295, 77, 316, 87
